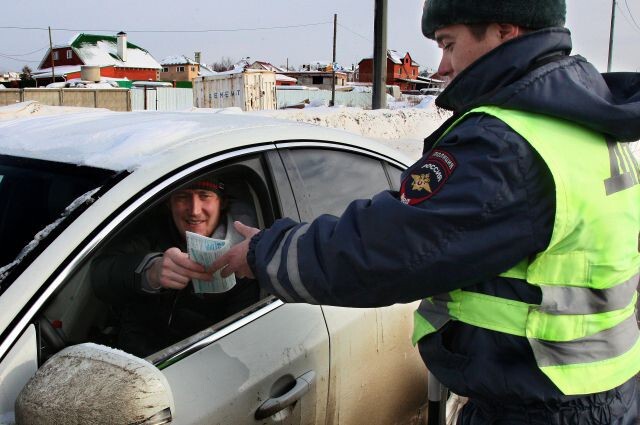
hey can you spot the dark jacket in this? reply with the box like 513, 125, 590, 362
91, 208, 259, 357
247, 27, 640, 412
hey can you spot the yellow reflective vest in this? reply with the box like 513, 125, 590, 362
413, 106, 640, 395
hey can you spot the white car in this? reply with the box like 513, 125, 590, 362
0, 111, 428, 424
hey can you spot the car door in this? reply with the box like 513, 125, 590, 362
277, 142, 429, 425
0, 147, 331, 425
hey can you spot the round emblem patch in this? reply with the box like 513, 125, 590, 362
400, 149, 457, 206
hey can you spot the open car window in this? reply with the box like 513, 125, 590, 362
35, 154, 280, 364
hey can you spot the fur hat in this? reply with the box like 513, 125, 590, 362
422, 0, 566, 39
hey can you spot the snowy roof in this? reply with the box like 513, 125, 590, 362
160, 55, 198, 66
0, 109, 307, 171
42, 33, 162, 70
276, 74, 297, 82
32, 65, 82, 78
360, 50, 420, 67
249, 61, 287, 73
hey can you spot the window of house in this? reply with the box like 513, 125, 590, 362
190, 66, 195, 72
177, 66, 185, 72
162, 67, 169, 73
66, 50, 72, 59
52, 51, 59, 61
312, 76, 323, 85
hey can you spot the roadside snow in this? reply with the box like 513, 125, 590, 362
0, 101, 106, 121
257, 104, 449, 160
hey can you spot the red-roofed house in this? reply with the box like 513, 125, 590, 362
33, 32, 162, 85
357, 50, 420, 91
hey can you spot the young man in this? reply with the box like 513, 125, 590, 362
216, 1, 640, 422
91, 178, 259, 357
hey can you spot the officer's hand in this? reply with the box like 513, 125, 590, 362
146, 247, 212, 290
211, 221, 260, 279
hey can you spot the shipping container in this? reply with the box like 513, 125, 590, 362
193, 69, 277, 111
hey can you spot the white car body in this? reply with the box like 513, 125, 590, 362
0, 111, 428, 424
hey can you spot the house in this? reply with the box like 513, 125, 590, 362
357, 50, 421, 91
160, 54, 214, 85
33, 32, 162, 86
281, 70, 346, 90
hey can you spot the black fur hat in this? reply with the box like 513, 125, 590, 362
422, 0, 566, 39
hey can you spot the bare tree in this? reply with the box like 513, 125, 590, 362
210, 57, 235, 72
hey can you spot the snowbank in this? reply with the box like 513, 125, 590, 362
0, 101, 106, 122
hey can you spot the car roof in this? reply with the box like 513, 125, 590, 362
0, 110, 411, 172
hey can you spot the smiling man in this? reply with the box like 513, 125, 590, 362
215, 1, 640, 423
91, 178, 259, 357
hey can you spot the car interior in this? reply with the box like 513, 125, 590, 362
35, 160, 277, 365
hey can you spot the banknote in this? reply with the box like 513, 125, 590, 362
186, 231, 236, 293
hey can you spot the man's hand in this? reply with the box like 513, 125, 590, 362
211, 221, 260, 279
146, 247, 212, 290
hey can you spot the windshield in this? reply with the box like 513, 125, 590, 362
0, 155, 116, 268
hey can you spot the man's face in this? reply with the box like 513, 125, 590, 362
170, 189, 222, 238
435, 24, 504, 81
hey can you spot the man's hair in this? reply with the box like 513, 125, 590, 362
466, 23, 531, 41
422, 0, 565, 40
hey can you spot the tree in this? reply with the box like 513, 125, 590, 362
210, 57, 235, 72
19, 65, 36, 88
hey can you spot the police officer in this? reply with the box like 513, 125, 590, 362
214, 1, 640, 423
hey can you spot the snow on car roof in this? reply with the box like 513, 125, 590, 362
0, 109, 314, 171
0, 107, 414, 173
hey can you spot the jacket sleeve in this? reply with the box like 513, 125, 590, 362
250, 114, 555, 307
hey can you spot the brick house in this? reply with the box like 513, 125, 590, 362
33, 32, 161, 85
358, 50, 420, 91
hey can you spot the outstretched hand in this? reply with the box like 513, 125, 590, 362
211, 221, 260, 279
146, 247, 212, 290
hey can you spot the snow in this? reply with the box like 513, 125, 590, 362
160, 55, 197, 66
0, 100, 451, 173
77, 40, 161, 69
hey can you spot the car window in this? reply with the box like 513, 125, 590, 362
0, 156, 115, 275
385, 164, 403, 191
283, 148, 391, 219
35, 155, 279, 363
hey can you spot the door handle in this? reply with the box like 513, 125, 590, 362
254, 371, 316, 420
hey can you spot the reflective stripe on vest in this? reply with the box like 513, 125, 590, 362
412, 106, 640, 395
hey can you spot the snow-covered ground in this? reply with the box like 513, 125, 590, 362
0, 101, 450, 161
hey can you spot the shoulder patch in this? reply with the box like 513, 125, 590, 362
400, 149, 457, 206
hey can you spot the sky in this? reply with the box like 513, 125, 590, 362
1, 0, 639, 74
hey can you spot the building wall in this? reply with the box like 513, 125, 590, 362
66, 67, 159, 81
160, 64, 200, 82
357, 56, 419, 91
40, 47, 83, 69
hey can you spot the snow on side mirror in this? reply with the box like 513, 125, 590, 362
14, 343, 174, 425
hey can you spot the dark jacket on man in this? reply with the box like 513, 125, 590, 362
247, 28, 640, 422
92, 208, 259, 357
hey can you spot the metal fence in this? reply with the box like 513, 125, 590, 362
130, 87, 194, 111
276, 89, 374, 109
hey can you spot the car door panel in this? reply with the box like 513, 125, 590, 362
161, 303, 329, 424
279, 144, 428, 424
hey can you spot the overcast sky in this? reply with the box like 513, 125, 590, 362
1, 0, 639, 74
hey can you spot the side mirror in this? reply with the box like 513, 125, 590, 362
15, 343, 174, 425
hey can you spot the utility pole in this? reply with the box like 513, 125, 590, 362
607, 0, 616, 72
48, 26, 55, 84
372, 0, 388, 109
331, 13, 337, 107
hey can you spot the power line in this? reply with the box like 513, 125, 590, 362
623, 0, 640, 32
0, 53, 41, 63
616, 2, 640, 34
0, 21, 331, 33
0, 46, 47, 57
337, 23, 372, 43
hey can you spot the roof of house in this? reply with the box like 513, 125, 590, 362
160, 55, 199, 66
359, 50, 420, 67
40, 33, 161, 70
249, 61, 287, 73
